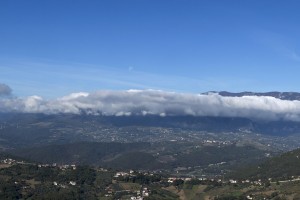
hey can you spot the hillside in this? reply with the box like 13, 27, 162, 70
0, 159, 178, 200
9, 142, 150, 166
2, 113, 300, 151
8, 142, 270, 174
232, 147, 300, 180
3, 151, 300, 200
211, 91, 300, 100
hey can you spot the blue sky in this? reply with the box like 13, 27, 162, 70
0, 0, 300, 98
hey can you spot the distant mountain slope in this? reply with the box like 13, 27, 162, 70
2, 113, 300, 150
9, 142, 150, 166
232, 147, 300, 180
208, 91, 300, 100
8, 142, 269, 171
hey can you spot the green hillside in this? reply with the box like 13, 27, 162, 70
232, 147, 300, 180
8, 142, 269, 173
9, 142, 150, 166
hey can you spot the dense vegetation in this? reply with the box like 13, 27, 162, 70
10, 142, 150, 166
0, 164, 113, 199
0, 161, 180, 200
232, 147, 300, 181
3, 148, 300, 200
8, 142, 269, 173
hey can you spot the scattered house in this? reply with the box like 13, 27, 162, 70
98, 168, 108, 172
265, 153, 271, 157
114, 172, 129, 177
229, 179, 237, 184
142, 187, 150, 197
69, 181, 76, 186
253, 180, 262, 186
242, 179, 250, 183
144, 192, 149, 197
130, 197, 143, 200
167, 177, 177, 183
53, 182, 58, 186
2, 158, 16, 165
107, 190, 113, 194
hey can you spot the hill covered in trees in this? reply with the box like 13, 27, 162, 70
231, 147, 300, 181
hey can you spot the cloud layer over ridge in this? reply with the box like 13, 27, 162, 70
1, 89, 300, 121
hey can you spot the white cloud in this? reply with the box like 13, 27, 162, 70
0, 83, 12, 96
1, 89, 300, 121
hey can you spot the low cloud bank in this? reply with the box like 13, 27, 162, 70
1, 89, 300, 121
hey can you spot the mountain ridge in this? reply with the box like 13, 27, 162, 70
205, 91, 300, 100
